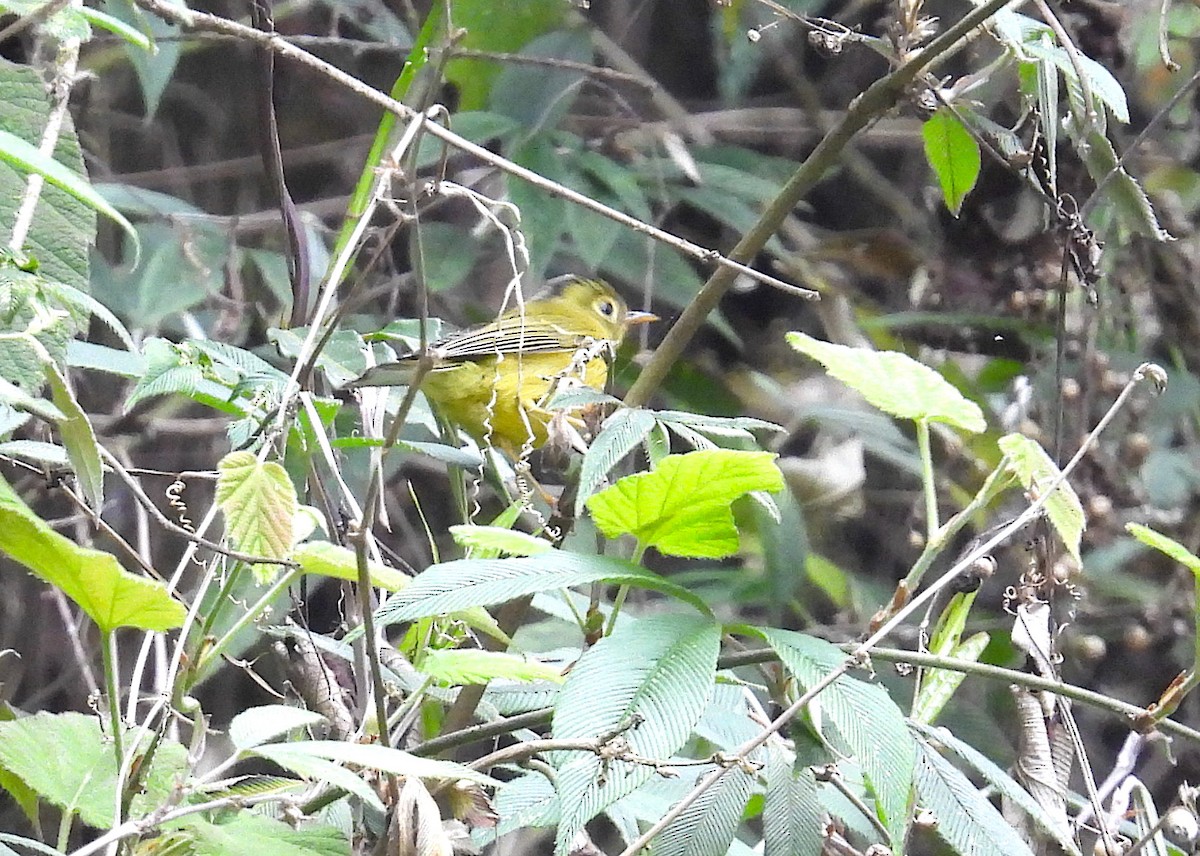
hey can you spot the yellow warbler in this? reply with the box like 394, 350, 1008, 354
351, 277, 656, 454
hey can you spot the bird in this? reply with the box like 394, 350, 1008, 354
349, 276, 657, 456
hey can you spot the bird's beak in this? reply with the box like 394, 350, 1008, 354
625, 310, 658, 326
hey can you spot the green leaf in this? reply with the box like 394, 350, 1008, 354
763, 748, 824, 856
651, 764, 756, 856
787, 332, 987, 432
261, 739, 498, 787
420, 648, 565, 685
0, 474, 185, 632
755, 628, 916, 850
912, 629, 989, 726
0, 129, 136, 258
449, 524, 555, 558
215, 451, 298, 583
446, 0, 569, 111
914, 736, 1037, 856
1127, 523, 1200, 575
0, 267, 83, 395
911, 722, 1081, 855
375, 551, 712, 626
552, 614, 721, 855
44, 362, 103, 510
586, 449, 784, 558
228, 705, 328, 751
292, 540, 410, 591
0, 59, 94, 293
922, 109, 981, 216
575, 407, 658, 516
166, 812, 347, 856
1077, 126, 1171, 241
998, 433, 1084, 562
0, 712, 187, 829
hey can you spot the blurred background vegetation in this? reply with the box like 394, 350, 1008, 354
5, 0, 1200, 843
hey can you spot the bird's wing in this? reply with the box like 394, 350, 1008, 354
433, 316, 591, 360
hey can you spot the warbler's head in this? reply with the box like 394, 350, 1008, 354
537, 276, 658, 343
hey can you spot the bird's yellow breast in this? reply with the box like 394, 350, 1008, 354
421, 349, 610, 453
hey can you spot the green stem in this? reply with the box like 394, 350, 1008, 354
916, 419, 938, 542
193, 567, 302, 680
101, 630, 124, 770
604, 542, 646, 636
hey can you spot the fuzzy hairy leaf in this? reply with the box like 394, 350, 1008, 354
376, 551, 712, 626
764, 748, 824, 856
756, 628, 916, 850
552, 614, 721, 855
216, 451, 298, 582
651, 764, 756, 856
914, 736, 1037, 856
788, 333, 986, 432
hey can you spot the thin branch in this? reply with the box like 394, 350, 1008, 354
131, 0, 815, 302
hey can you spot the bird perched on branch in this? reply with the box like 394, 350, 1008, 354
349, 276, 656, 456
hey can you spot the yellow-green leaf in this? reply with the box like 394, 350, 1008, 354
922, 109, 981, 217
998, 433, 1084, 562
0, 475, 184, 632
215, 451, 297, 583
421, 649, 564, 686
44, 362, 103, 510
1127, 523, 1200, 576
292, 541, 410, 591
586, 450, 784, 558
788, 332, 986, 432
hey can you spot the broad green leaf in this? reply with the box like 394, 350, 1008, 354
911, 722, 1081, 855
264, 739, 498, 787
292, 540, 410, 591
420, 648, 565, 685
0, 712, 187, 828
488, 773, 560, 840
788, 333, 987, 432
0, 58, 94, 292
449, 524, 555, 558
447, 0, 568, 110
0, 475, 185, 632
250, 744, 386, 814
78, 6, 152, 50
0, 440, 67, 467
922, 109, 981, 216
228, 705, 328, 751
376, 551, 712, 626
0, 375, 64, 422
44, 362, 103, 510
764, 748, 824, 856
552, 614, 721, 855
1127, 523, 1200, 576
755, 628, 916, 850
216, 451, 298, 583
0, 129, 136, 256
0, 267, 84, 394
0, 0, 91, 40
586, 449, 784, 558
998, 433, 1084, 562
914, 736, 1037, 856
165, 812, 347, 856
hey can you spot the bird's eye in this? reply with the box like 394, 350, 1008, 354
597, 299, 616, 317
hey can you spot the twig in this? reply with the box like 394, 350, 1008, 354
622, 0, 1019, 408
130, 0, 815, 302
